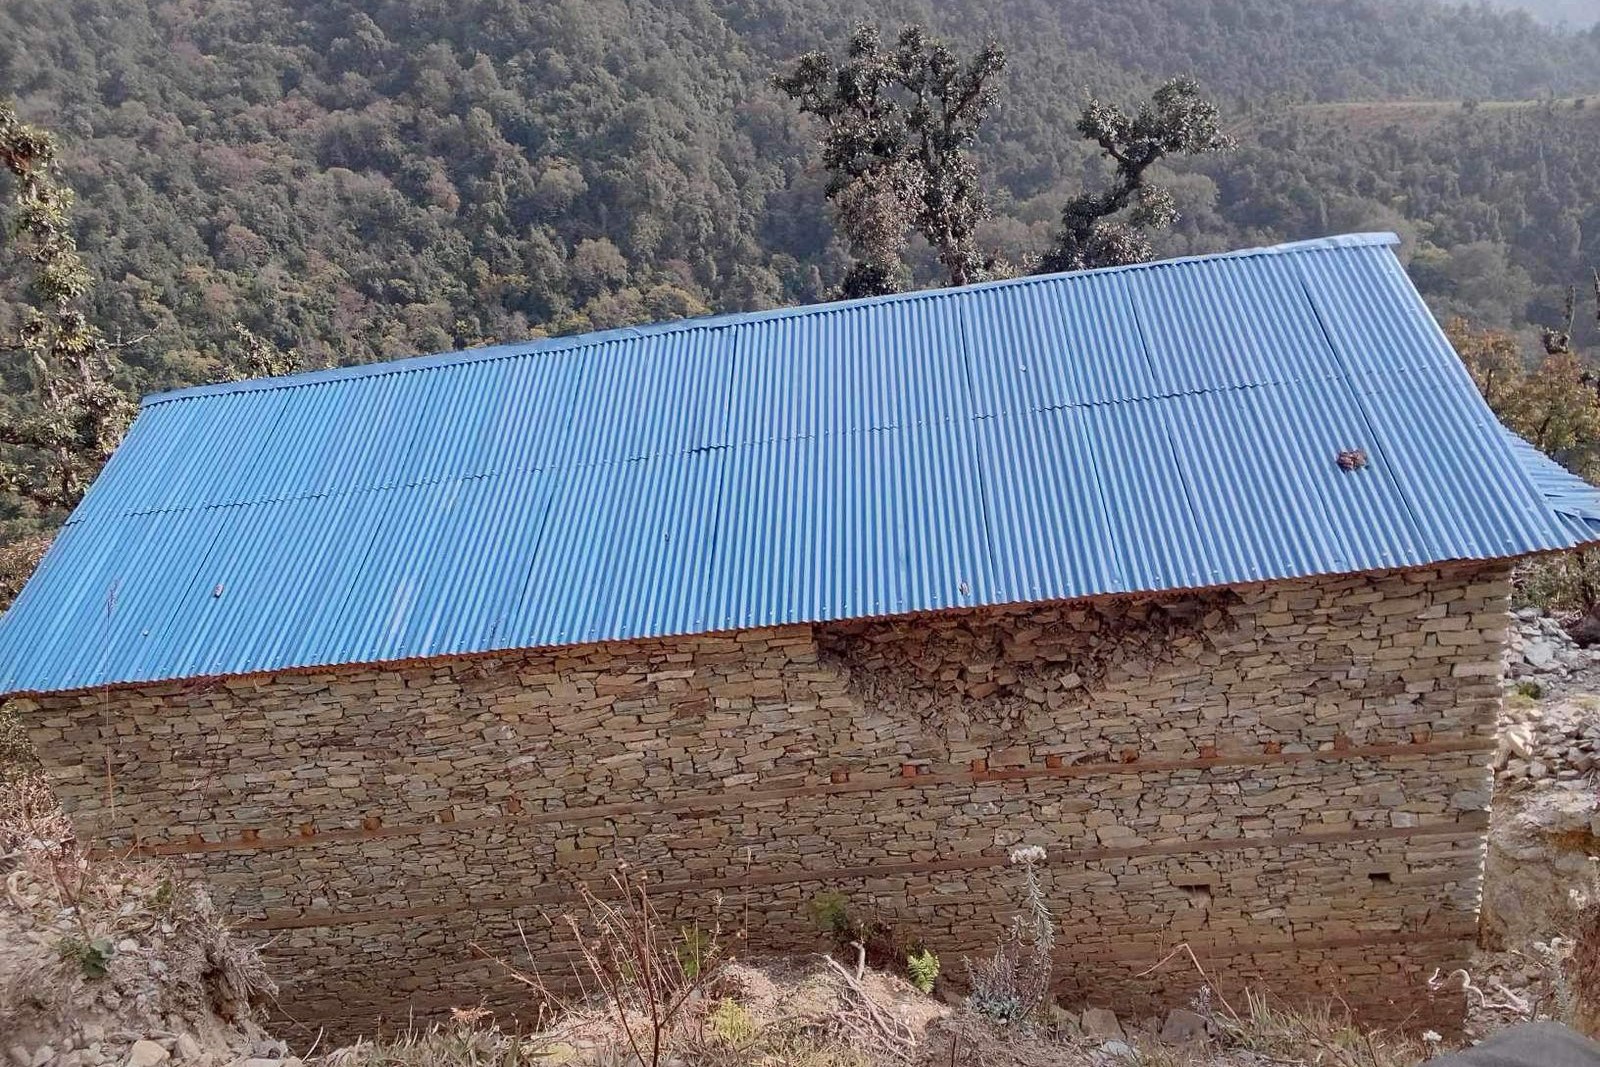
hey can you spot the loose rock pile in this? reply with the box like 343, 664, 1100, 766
1495, 700, 1600, 793
1505, 610, 1600, 694
1499, 612, 1600, 793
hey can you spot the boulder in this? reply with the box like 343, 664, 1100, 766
1081, 1007, 1126, 1041
1159, 1007, 1212, 1043
126, 1042, 170, 1067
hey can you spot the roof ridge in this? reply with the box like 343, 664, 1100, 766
144, 232, 1401, 409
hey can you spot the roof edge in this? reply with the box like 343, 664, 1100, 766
144, 232, 1401, 409
0, 549, 1492, 703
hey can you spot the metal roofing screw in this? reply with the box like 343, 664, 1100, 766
212, 584, 224, 597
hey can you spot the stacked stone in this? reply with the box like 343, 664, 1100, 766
1504, 608, 1600, 689
15, 562, 1511, 1040
1495, 703, 1600, 792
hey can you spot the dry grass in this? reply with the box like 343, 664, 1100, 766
1201, 991, 1435, 1067
0, 773, 274, 1056
1569, 897, 1600, 1039
316, 1010, 550, 1067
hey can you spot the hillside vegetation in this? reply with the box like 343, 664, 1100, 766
0, 0, 1597, 395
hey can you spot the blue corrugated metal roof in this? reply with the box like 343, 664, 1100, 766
3, 232, 1597, 695
1499, 428, 1600, 545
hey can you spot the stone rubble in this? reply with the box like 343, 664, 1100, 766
1497, 612, 1600, 794
1505, 609, 1600, 694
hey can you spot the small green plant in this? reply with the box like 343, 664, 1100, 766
1513, 680, 1544, 700
807, 891, 853, 942
906, 947, 939, 994
677, 923, 714, 979
57, 934, 116, 978
705, 998, 759, 1048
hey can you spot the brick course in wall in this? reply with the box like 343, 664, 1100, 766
17, 561, 1511, 1037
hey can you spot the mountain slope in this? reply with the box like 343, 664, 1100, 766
0, 0, 1597, 390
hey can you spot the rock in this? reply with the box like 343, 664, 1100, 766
29, 1049, 55, 1067
1525, 641, 1556, 669
1098, 1039, 1138, 1059
1159, 1007, 1211, 1043
126, 1042, 170, 1067
7, 1047, 30, 1067
1504, 724, 1535, 759
1081, 1007, 1126, 1041
173, 1036, 201, 1063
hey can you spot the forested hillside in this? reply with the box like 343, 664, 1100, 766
1, 0, 1598, 393
1476, 0, 1599, 28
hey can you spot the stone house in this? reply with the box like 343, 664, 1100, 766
4, 233, 1599, 1036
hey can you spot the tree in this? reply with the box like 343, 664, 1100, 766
1451, 308, 1600, 627
1039, 78, 1234, 274
775, 24, 1006, 296
1453, 317, 1600, 479
0, 102, 135, 517
221, 323, 301, 382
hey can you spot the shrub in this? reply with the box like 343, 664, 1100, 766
906, 948, 939, 994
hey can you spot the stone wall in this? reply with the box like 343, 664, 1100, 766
17, 562, 1511, 1037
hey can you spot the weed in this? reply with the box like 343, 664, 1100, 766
905, 949, 939, 995
808, 891, 852, 939
319, 1012, 551, 1067
965, 846, 1054, 1024
705, 998, 758, 1049
56, 934, 116, 979
806, 891, 896, 966
677, 923, 714, 980
1209, 989, 1431, 1067
558, 865, 722, 1067
1512, 680, 1544, 700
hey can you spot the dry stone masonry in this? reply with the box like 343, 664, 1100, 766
16, 562, 1512, 1038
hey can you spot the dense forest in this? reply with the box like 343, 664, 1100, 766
1, 0, 1598, 391
1475, 0, 1598, 27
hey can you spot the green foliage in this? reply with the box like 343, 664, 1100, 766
676, 923, 714, 980
705, 998, 759, 1049
905, 947, 939, 994
0, 101, 136, 524
1452, 295, 1600, 618
1515, 553, 1600, 615
0, 0, 1595, 392
1041, 77, 1234, 273
219, 323, 301, 383
775, 24, 1006, 294
56, 934, 117, 979
1451, 317, 1600, 480
1513, 680, 1545, 700
806, 891, 856, 944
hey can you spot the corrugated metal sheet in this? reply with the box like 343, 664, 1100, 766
3, 232, 1597, 695
1500, 428, 1600, 545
